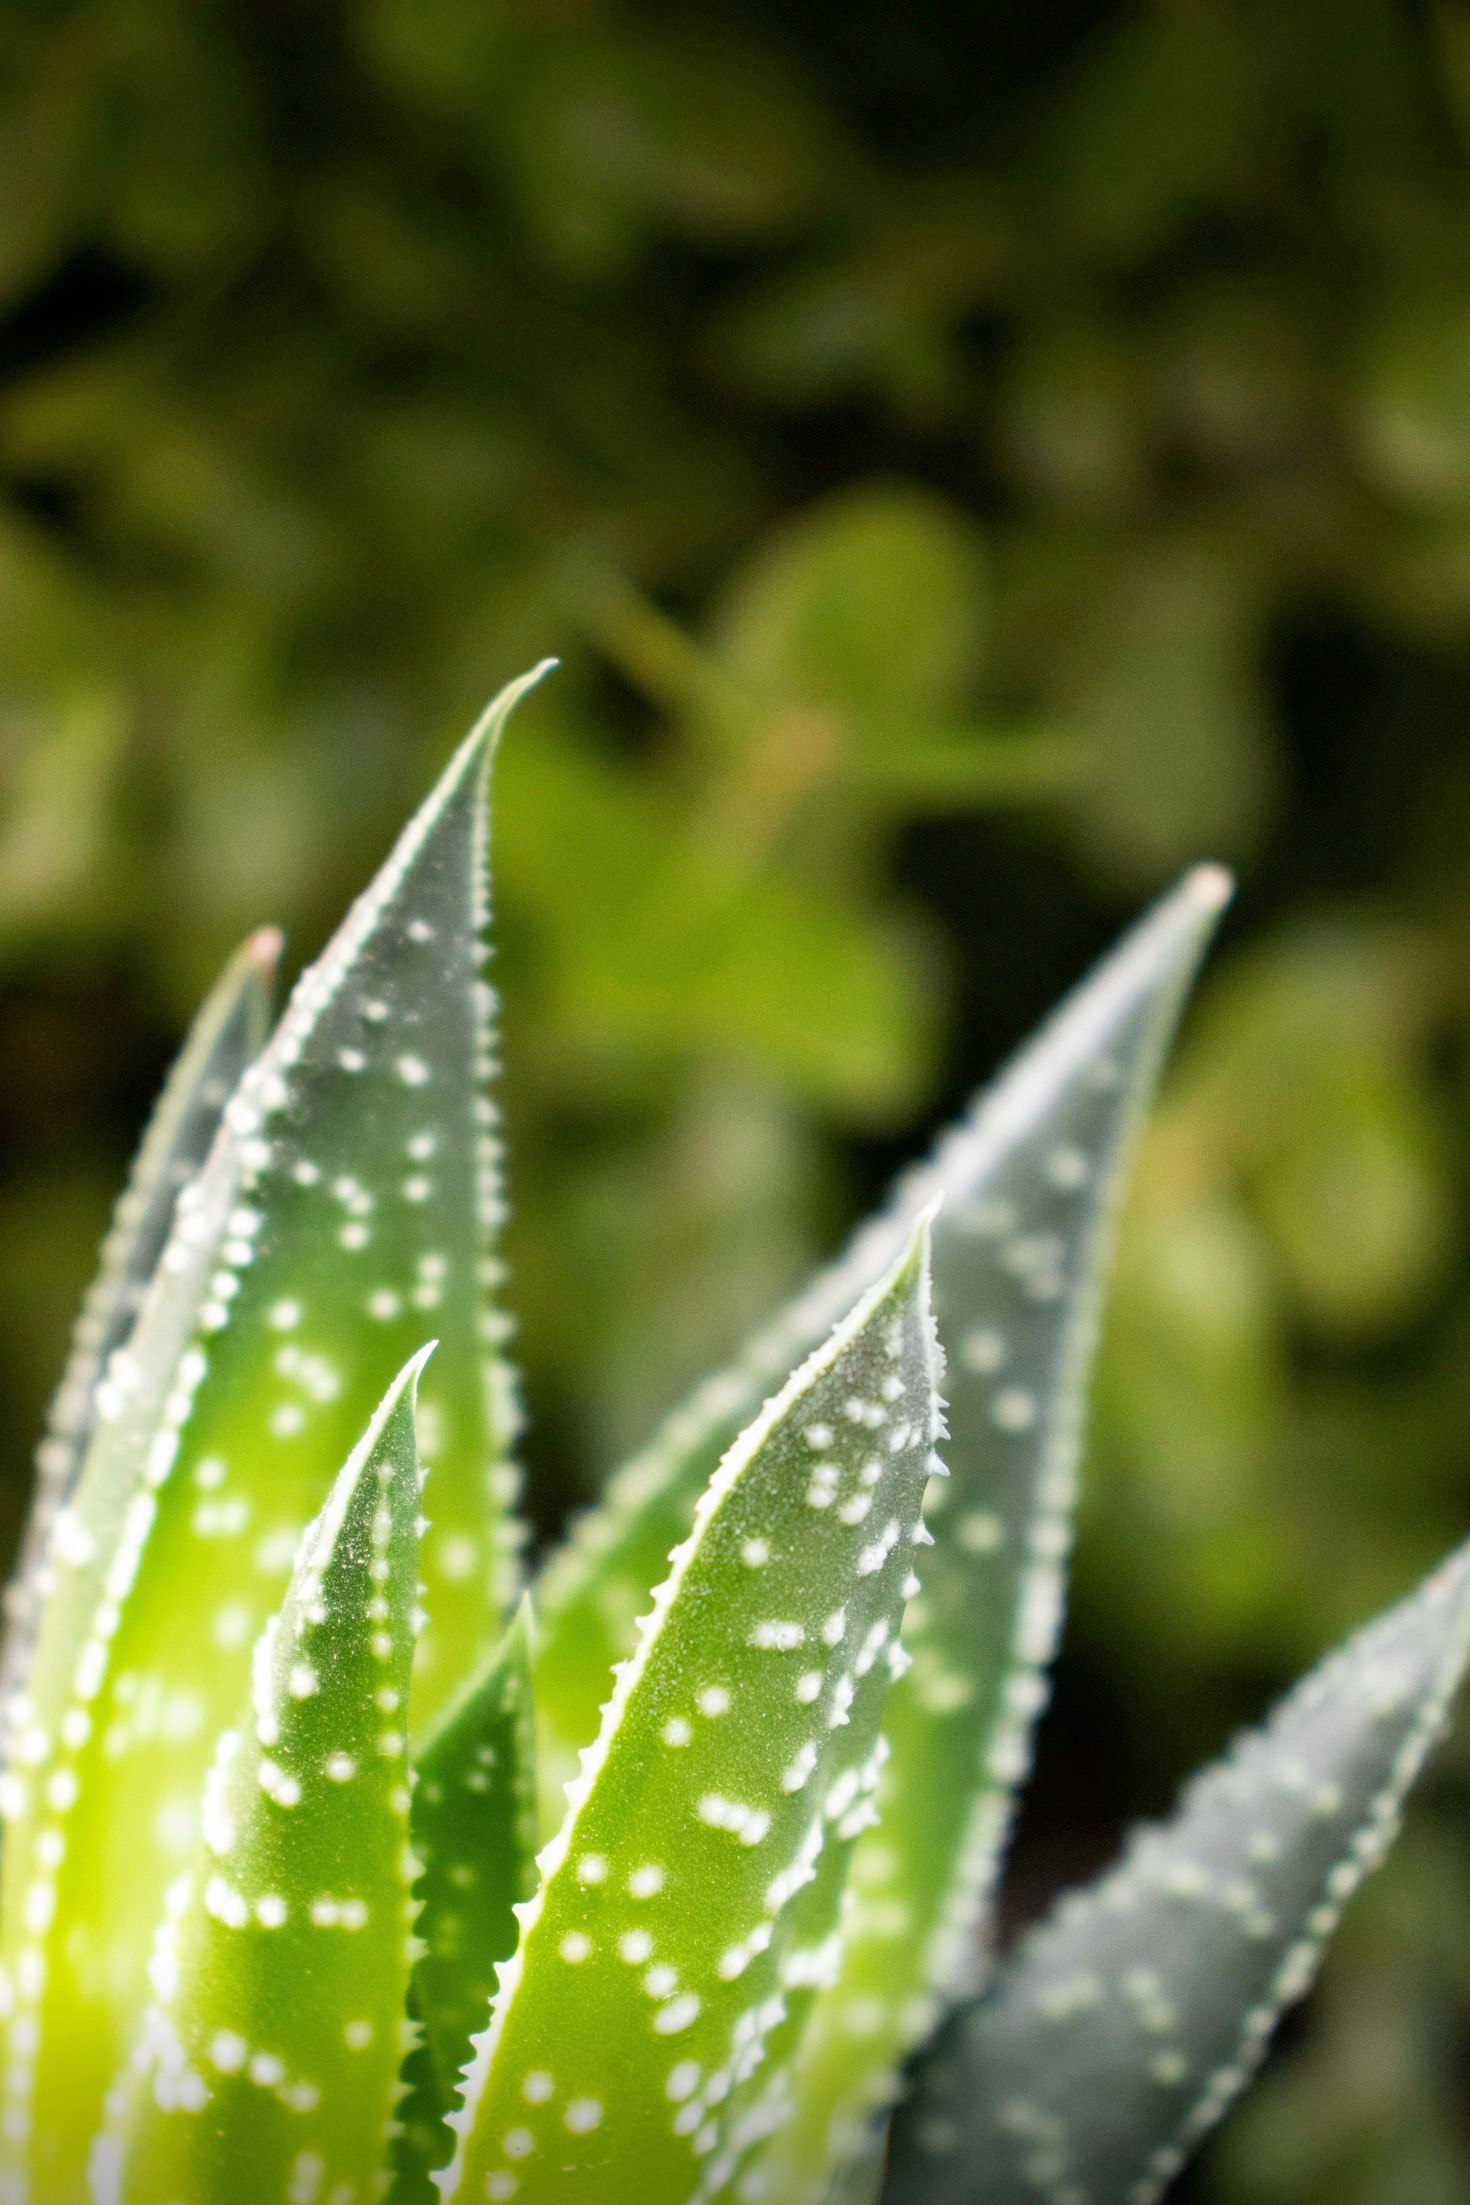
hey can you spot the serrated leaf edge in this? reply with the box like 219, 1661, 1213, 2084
438, 1216, 938, 2200
1133, 1539, 1470, 2205
535, 868, 1229, 1656
0, 927, 279, 1729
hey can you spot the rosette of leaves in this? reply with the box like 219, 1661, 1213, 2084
0, 666, 1466, 2205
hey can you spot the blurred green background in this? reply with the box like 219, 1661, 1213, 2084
5, 0, 1470, 2193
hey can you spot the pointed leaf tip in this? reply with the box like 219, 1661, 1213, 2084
466, 660, 559, 756
244, 924, 285, 978
1183, 862, 1234, 915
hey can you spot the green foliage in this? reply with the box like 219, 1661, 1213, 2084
2, 704, 1467, 2205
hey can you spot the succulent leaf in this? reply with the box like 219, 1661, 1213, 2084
0, 665, 551, 2202
96, 1348, 431, 2205
528, 869, 1229, 2198
531, 869, 1228, 1839
758, 868, 1232, 2200
882, 1539, 1470, 2205
443, 1217, 941, 2205
391, 1598, 539, 2199
0, 926, 279, 1723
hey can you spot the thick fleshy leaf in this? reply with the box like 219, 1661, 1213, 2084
755, 869, 1231, 2201
532, 868, 1229, 1842
443, 1218, 941, 2205
391, 1599, 539, 2200
0, 926, 279, 1723
883, 1540, 1470, 2205
530, 867, 1229, 2205
95, 1348, 429, 2205
0, 665, 551, 2203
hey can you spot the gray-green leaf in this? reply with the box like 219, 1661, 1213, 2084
760, 868, 1231, 2201
883, 1538, 1470, 2205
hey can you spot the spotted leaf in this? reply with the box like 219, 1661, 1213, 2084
0, 664, 551, 2203
442, 1217, 941, 2205
96, 1347, 430, 2205
755, 869, 1232, 2201
882, 1540, 1470, 2205
531, 869, 1228, 1842
0, 925, 279, 1722
391, 1597, 538, 2200
527, 870, 1228, 2200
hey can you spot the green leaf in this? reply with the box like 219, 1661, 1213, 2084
391, 1598, 539, 2199
493, 721, 929, 1116
532, 869, 1228, 1850
0, 924, 279, 1721
833, 727, 1087, 808
1355, 294, 1470, 508
0, 665, 551, 2202
443, 1217, 941, 2205
754, 866, 1232, 2203
883, 1539, 1470, 2205
96, 1348, 430, 2205
712, 481, 988, 728
503, 29, 840, 277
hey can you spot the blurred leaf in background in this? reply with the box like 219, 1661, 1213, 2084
6, 0, 1470, 2196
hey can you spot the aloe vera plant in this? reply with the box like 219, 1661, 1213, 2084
1, 668, 1467, 2205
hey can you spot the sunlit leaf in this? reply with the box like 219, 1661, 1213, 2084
0, 666, 551, 2201
0, 925, 279, 1722
883, 1539, 1470, 2205
712, 481, 988, 727
444, 1218, 940, 2205
96, 1349, 430, 2205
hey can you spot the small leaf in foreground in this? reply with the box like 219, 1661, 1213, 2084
97, 1347, 430, 2205
444, 1217, 941, 2205
391, 1597, 538, 2199
883, 1539, 1470, 2205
